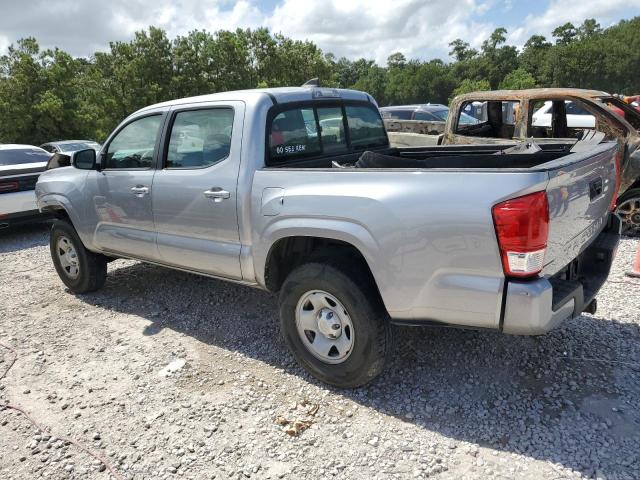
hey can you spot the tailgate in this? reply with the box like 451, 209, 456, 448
542, 142, 619, 276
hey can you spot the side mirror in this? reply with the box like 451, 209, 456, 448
72, 149, 97, 170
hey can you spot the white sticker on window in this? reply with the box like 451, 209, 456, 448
275, 144, 306, 155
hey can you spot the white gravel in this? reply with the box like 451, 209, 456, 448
1, 223, 639, 480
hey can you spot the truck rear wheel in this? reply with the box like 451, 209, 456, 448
50, 220, 107, 293
278, 261, 392, 388
616, 188, 640, 236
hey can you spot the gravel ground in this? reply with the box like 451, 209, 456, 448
1, 223, 639, 480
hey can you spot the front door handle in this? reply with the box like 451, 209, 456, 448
204, 188, 231, 203
131, 185, 149, 197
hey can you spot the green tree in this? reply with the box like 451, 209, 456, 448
448, 39, 477, 62
450, 78, 491, 101
1, 17, 639, 145
519, 34, 552, 84
552, 22, 577, 45
499, 68, 537, 89
577, 19, 602, 39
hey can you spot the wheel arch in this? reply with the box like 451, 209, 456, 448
261, 233, 388, 311
39, 194, 78, 226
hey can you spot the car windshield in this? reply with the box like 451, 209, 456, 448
0, 149, 51, 166
380, 109, 413, 120
459, 111, 479, 125
429, 109, 449, 121
59, 142, 101, 152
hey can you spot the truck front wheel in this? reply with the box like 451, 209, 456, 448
50, 220, 107, 293
278, 261, 392, 388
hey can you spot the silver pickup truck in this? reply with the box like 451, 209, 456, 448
36, 86, 621, 387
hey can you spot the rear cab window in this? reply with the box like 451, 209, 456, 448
0, 148, 51, 166
267, 102, 387, 165
455, 100, 520, 140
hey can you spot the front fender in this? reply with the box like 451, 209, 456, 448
36, 193, 95, 249
37, 193, 80, 226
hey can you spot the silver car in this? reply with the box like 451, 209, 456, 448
40, 140, 101, 154
36, 86, 620, 387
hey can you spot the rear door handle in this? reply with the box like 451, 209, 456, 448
204, 188, 231, 203
131, 185, 149, 196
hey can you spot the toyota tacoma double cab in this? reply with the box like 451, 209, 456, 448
36, 86, 620, 387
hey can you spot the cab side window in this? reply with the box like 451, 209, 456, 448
166, 109, 234, 169
530, 99, 597, 138
105, 115, 162, 169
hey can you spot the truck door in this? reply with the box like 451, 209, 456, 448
89, 113, 164, 261
151, 102, 244, 280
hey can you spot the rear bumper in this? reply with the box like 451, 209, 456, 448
0, 190, 38, 215
502, 215, 620, 335
0, 209, 51, 229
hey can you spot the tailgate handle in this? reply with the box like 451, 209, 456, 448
589, 178, 603, 200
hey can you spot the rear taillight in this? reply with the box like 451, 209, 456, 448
609, 147, 622, 211
492, 191, 549, 278
0, 181, 19, 193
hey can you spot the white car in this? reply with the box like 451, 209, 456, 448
0, 144, 52, 228
532, 100, 595, 128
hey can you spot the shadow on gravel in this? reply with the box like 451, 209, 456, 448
81, 261, 640, 479
0, 222, 50, 253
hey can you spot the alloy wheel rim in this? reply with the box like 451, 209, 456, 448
616, 197, 640, 236
56, 236, 80, 279
295, 290, 355, 364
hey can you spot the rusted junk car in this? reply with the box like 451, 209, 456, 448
441, 89, 640, 235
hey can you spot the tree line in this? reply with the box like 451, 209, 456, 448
0, 17, 638, 145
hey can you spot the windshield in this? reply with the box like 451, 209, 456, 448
380, 109, 413, 120
430, 109, 448, 121
59, 142, 101, 152
459, 111, 480, 125
0, 148, 51, 166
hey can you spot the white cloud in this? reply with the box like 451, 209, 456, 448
507, 0, 640, 47
0, 0, 637, 62
264, 0, 495, 63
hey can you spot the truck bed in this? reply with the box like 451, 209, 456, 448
255, 141, 619, 328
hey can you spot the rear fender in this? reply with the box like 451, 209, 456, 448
254, 218, 389, 304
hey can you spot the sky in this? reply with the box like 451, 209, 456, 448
0, 0, 638, 64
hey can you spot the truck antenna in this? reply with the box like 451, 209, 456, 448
302, 78, 320, 87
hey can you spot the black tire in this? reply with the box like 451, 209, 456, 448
279, 261, 393, 388
616, 188, 640, 237
50, 219, 107, 293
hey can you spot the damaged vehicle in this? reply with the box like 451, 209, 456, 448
36, 86, 620, 387
445, 89, 640, 235
389, 89, 640, 235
